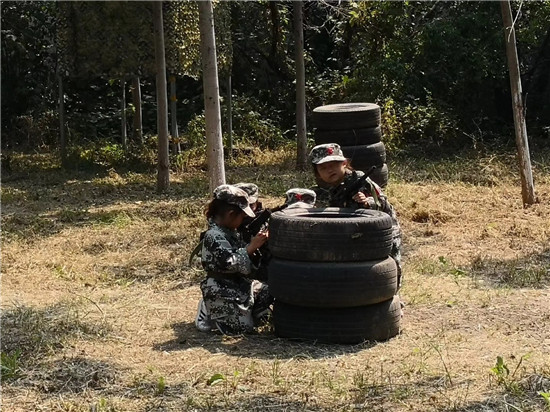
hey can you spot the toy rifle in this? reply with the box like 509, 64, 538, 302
244, 203, 288, 238
329, 165, 377, 208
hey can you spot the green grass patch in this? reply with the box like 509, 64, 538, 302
1, 301, 110, 359
1, 350, 22, 382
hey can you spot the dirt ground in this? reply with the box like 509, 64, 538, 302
1, 150, 549, 411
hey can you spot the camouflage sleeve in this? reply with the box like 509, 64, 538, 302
201, 230, 253, 275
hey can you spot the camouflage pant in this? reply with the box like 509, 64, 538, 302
390, 226, 403, 289
200, 277, 273, 334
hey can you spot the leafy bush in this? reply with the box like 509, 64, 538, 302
182, 96, 286, 150
64, 138, 157, 171
381, 97, 459, 150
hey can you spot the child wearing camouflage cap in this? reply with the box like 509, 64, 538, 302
309, 143, 403, 289
285, 188, 317, 209
195, 184, 273, 334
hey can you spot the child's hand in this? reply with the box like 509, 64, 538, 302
247, 230, 269, 255
352, 192, 376, 209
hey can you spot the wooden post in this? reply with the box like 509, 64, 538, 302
169, 74, 180, 154
121, 78, 127, 151
227, 75, 233, 156
294, 1, 308, 170
153, 1, 170, 192
131, 76, 143, 142
198, 0, 226, 191
58, 73, 67, 167
500, 0, 536, 206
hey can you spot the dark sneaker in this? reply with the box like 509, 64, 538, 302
194, 299, 213, 332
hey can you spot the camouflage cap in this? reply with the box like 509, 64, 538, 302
309, 143, 346, 164
234, 182, 259, 204
285, 188, 316, 206
213, 184, 255, 218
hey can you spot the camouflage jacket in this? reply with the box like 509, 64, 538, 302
313, 170, 398, 223
201, 219, 256, 277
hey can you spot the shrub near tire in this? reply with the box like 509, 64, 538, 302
312, 103, 381, 130
273, 295, 401, 344
268, 256, 398, 307
269, 208, 393, 262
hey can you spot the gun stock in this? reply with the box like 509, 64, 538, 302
245, 203, 288, 236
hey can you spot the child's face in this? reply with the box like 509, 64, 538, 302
218, 209, 247, 229
316, 160, 347, 185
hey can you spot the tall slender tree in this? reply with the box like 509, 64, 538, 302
500, 0, 536, 206
198, 0, 225, 191
131, 76, 143, 142
153, 1, 170, 192
294, 1, 307, 170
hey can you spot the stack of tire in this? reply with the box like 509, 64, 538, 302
312, 103, 388, 188
267, 207, 401, 344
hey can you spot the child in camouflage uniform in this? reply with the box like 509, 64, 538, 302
309, 143, 403, 288
285, 188, 317, 209
195, 184, 273, 335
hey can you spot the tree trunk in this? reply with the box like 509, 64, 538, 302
500, 0, 536, 206
131, 76, 143, 142
227, 74, 233, 156
198, 0, 226, 191
58, 73, 67, 167
294, 1, 308, 170
153, 1, 170, 192
121, 78, 127, 151
169, 74, 180, 154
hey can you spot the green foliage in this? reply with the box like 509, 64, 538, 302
346, 1, 550, 142
64, 139, 157, 171
381, 98, 459, 150
1, 2, 58, 148
1, 350, 22, 382
491, 355, 531, 396
183, 96, 286, 150
207, 373, 225, 386
4, 0, 550, 154
155, 376, 166, 396
164, 2, 201, 77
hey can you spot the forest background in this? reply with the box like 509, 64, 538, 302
2, 1, 549, 166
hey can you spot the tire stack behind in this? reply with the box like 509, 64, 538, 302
312, 103, 388, 188
268, 207, 401, 344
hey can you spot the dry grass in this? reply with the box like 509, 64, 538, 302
2, 145, 550, 411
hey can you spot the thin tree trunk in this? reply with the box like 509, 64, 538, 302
500, 0, 536, 206
131, 76, 143, 142
153, 1, 170, 192
294, 1, 307, 170
58, 73, 67, 167
169, 74, 180, 154
198, 0, 226, 191
227, 75, 233, 156
121, 78, 127, 151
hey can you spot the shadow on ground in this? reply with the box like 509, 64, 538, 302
153, 321, 386, 360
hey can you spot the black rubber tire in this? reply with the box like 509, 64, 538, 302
269, 207, 393, 262
314, 126, 382, 146
368, 163, 389, 188
341, 142, 386, 170
273, 295, 401, 344
268, 256, 398, 307
312, 103, 381, 130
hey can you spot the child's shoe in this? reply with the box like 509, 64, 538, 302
194, 299, 212, 332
